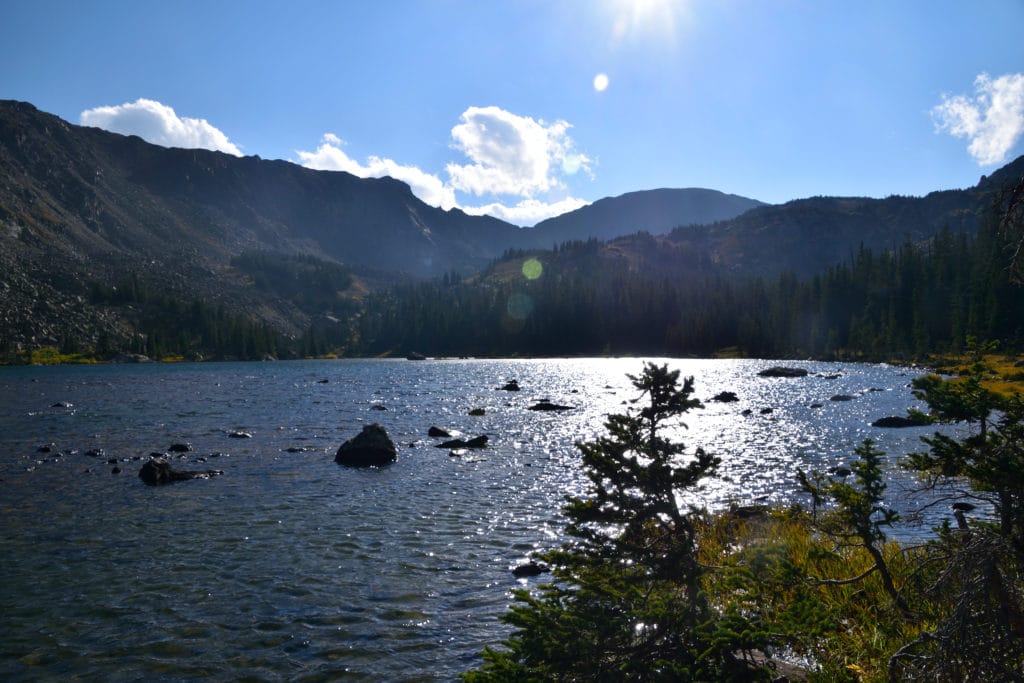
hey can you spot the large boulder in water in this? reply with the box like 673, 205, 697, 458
138, 457, 223, 485
335, 424, 397, 467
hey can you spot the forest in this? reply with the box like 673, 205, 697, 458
351, 199, 1024, 360
9, 177, 1022, 365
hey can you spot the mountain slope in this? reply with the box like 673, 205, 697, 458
0, 100, 775, 352
671, 157, 1024, 277
523, 187, 764, 248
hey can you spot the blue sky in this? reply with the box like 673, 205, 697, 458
2, 0, 1023, 225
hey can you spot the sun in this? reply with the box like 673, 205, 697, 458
609, 0, 681, 47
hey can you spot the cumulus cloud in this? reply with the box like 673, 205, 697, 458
932, 72, 1024, 166
461, 196, 590, 226
295, 105, 593, 225
80, 98, 242, 156
446, 106, 592, 198
296, 134, 457, 210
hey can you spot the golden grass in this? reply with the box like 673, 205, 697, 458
925, 353, 1024, 397
697, 507, 938, 682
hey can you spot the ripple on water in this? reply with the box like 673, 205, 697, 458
0, 358, 966, 680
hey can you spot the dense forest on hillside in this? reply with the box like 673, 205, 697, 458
352, 203, 1023, 360
5, 179, 1021, 365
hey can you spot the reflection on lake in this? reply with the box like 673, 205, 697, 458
0, 358, 962, 680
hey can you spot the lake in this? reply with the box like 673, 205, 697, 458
0, 358, 961, 681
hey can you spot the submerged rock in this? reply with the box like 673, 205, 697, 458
499, 380, 521, 391
528, 400, 574, 412
757, 367, 808, 378
829, 394, 856, 402
138, 457, 223, 485
436, 435, 489, 450
335, 424, 397, 467
511, 561, 549, 578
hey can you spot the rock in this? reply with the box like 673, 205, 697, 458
138, 457, 223, 485
1014, 360, 1024, 367
499, 379, 521, 391
317, 378, 329, 383
809, 403, 824, 408
51, 401, 73, 408
85, 448, 105, 458
528, 400, 574, 412
113, 353, 151, 363
760, 407, 773, 414
469, 408, 485, 416
335, 424, 397, 467
111, 466, 121, 474
511, 561, 549, 578
711, 391, 740, 403
730, 504, 769, 520
741, 409, 753, 416
36, 443, 56, 453
428, 426, 451, 438
952, 502, 976, 512
757, 367, 808, 378
228, 431, 252, 439
406, 352, 427, 361
830, 466, 852, 477
819, 373, 842, 379
829, 394, 856, 402
435, 435, 488, 450
370, 404, 388, 411
872, 415, 930, 428
168, 443, 192, 453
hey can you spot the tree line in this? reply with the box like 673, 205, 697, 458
11, 184, 1020, 364
353, 207, 1024, 359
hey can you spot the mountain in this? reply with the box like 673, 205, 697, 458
522, 188, 764, 248
0, 100, 762, 353
2, 98, 1021, 359
670, 155, 1024, 278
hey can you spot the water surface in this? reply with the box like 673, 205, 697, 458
0, 358, 958, 680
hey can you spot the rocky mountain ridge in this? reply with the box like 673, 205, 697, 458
2, 98, 1021, 356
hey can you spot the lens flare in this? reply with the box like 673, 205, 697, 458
522, 258, 543, 280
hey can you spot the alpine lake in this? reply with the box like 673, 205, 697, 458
0, 358, 968, 681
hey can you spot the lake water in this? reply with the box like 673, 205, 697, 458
0, 358, 962, 681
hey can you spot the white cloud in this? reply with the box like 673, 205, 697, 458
461, 196, 590, 226
446, 106, 591, 197
932, 72, 1024, 166
296, 134, 457, 210
80, 98, 242, 156
294, 105, 593, 225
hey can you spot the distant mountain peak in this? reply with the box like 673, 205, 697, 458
521, 187, 765, 247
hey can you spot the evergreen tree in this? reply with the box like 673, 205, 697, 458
464, 364, 769, 681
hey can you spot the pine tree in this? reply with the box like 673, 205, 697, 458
464, 363, 769, 681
